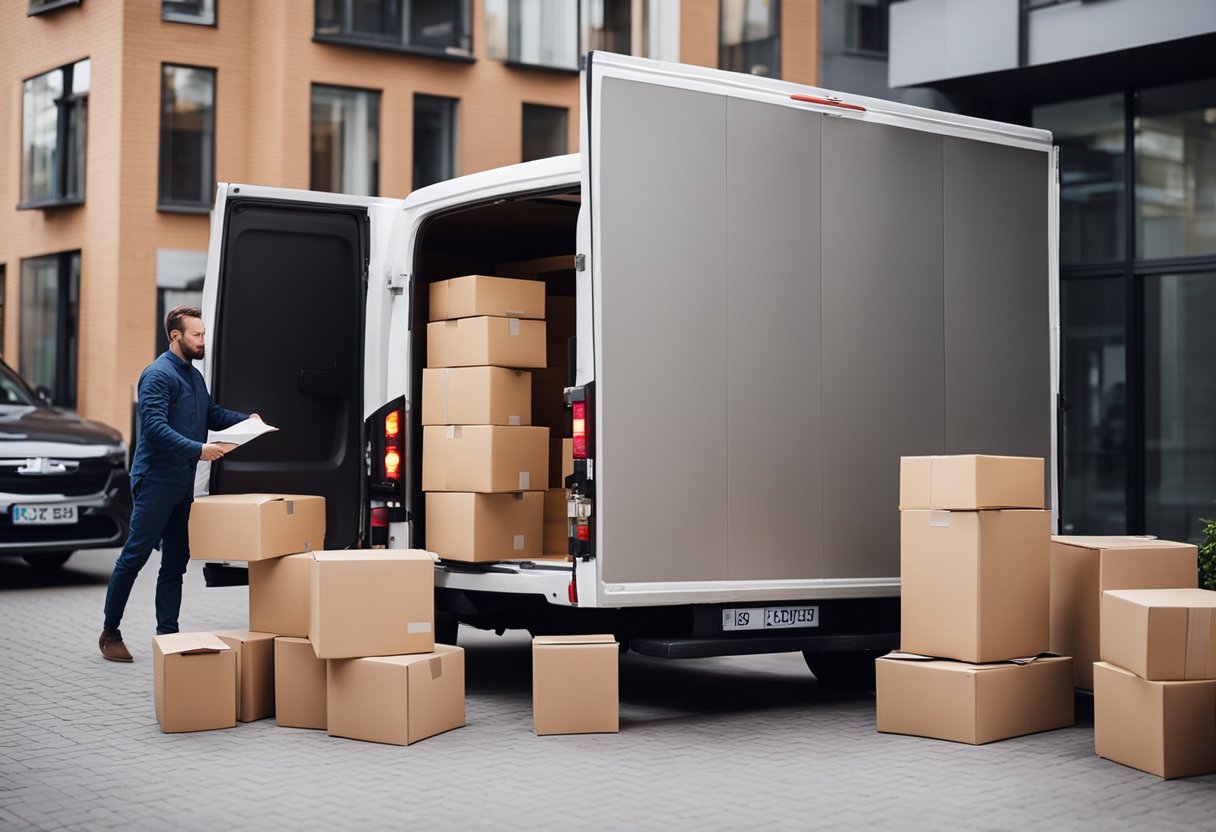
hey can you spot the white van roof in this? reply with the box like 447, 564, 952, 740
402, 153, 581, 213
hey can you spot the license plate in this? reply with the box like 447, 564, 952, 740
12, 505, 78, 525
722, 605, 819, 632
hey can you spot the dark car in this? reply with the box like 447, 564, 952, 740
0, 359, 131, 570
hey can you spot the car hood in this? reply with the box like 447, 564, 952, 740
0, 406, 123, 456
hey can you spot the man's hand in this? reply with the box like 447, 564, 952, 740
200, 443, 228, 462
249, 413, 262, 421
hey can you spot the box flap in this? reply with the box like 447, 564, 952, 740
1104, 588, 1216, 609
534, 634, 616, 646
1051, 535, 1190, 551
154, 632, 231, 655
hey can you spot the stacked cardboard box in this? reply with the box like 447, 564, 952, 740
877, 454, 1075, 744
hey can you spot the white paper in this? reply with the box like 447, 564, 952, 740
208, 417, 278, 448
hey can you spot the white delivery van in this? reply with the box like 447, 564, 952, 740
198, 52, 1059, 685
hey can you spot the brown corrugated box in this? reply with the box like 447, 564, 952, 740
544, 489, 568, 555
188, 493, 326, 561
429, 275, 545, 321
309, 550, 435, 659
1050, 536, 1197, 688
1094, 661, 1216, 779
327, 644, 466, 746
426, 491, 543, 562
421, 366, 532, 426
549, 438, 573, 490
875, 653, 1073, 745
152, 633, 236, 734
533, 634, 619, 735
249, 552, 312, 637
214, 630, 276, 723
899, 455, 1043, 510
426, 317, 546, 369
1100, 588, 1216, 681
901, 509, 1051, 662
274, 637, 327, 730
422, 425, 549, 492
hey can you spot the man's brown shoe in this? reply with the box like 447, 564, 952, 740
99, 629, 133, 662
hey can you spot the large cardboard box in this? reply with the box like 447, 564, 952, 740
327, 644, 466, 746
152, 633, 237, 734
310, 550, 435, 659
1093, 661, 1216, 779
901, 509, 1051, 662
1100, 588, 1216, 681
426, 491, 543, 562
422, 425, 549, 492
188, 494, 326, 561
426, 317, 546, 369
214, 630, 276, 723
249, 553, 311, 637
533, 635, 619, 735
548, 438, 574, 490
875, 653, 1073, 745
544, 489, 568, 555
1051, 536, 1198, 688
274, 637, 327, 730
429, 275, 545, 321
899, 455, 1043, 510
532, 380, 568, 433
421, 366, 532, 426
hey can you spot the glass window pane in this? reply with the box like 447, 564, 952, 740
1061, 277, 1127, 535
163, 0, 216, 25
644, 0, 680, 62
720, 0, 781, 78
1033, 94, 1127, 264
414, 94, 457, 188
1145, 272, 1216, 544
1136, 80, 1216, 260
582, 0, 632, 56
19, 252, 79, 409
22, 68, 63, 204
521, 103, 567, 162
486, 0, 578, 70
844, 0, 890, 56
311, 85, 381, 196
159, 65, 216, 208
0, 266, 6, 357
315, 0, 471, 53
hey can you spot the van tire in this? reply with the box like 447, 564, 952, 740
802, 650, 882, 691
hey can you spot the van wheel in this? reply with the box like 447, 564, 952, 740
435, 611, 459, 646
802, 650, 882, 692
23, 552, 73, 572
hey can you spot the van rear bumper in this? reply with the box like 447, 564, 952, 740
629, 632, 897, 659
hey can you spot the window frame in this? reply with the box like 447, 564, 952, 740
18, 250, 81, 410
487, 0, 582, 74
27, 0, 82, 16
312, 0, 475, 63
520, 102, 569, 162
413, 92, 459, 189
162, 0, 218, 27
157, 63, 218, 214
718, 0, 782, 79
18, 59, 90, 211
310, 83, 383, 197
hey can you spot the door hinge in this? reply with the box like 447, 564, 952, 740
574, 254, 586, 272
388, 271, 410, 295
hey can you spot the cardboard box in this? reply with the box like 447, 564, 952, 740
899, 455, 1043, 510
310, 550, 435, 659
1094, 661, 1216, 779
901, 509, 1051, 662
152, 633, 237, 734
549, 438, 574, 490
274, 637, 327, 730
327, 644, 466, 746
533, 635, 619, 735
426, 492, 543, 562
1100, 588, 1216, 681
422, 425, 549, 492
426, 317, 547, 369
875, 653, 1073, 745
544, 489, 568, 555
429, 275, 545, 321
1051, 536, 1198, 689
532, 380, 568, 433
214, 631, 276, 723
421, 367, 532, 426
188, 494, 326, 561
249, 553, 311, 637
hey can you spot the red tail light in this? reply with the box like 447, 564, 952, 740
568, 578, 578, 604
371, 507, 390, 528
384, 447, 401, 480
384, 410, 401, 439
572, 401, 587, 459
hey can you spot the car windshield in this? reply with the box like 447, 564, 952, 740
0, 362, 38, 407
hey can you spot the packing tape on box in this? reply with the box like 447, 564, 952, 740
929, 511, 950, 528
513, 535, 525, 551
429, 656, 443, 679
506, 308, 524, 317
286, 500, 295, 516
446, 425, 462, 439
1186, 607, 1215, 679
509, 318, 520, 336
509, 415, 520, 425
407, 622, 432, 634
519, 471, 530, 490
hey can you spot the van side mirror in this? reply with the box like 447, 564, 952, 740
34, 385, 54, 407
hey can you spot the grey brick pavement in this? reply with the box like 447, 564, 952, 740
1, 548, 1213, 831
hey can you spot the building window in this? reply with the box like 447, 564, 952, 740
843, 0, 890, 57
720, 0, 780, 78
21, 59, 89, 209
485, 0, 579, 71
581, 0, 631, 56
28, 0, 82, 15
20, 251, 80, 409
156, 250, 206, 355
311, 85, 381, 196
314, 0, 472, 59
414, 94, 457, 188
159, 65, 216, 211
521, 103, 567, 162
0, 265, 6, 357
163, 0, 216, 25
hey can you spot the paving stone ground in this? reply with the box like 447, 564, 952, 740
1, 548, 1213, 831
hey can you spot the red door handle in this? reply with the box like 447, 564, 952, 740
790, 94, 867, 112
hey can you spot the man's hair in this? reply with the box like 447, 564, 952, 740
165, 305, 203, 339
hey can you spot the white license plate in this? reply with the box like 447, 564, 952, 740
12, 505, 78, 525
722, 605, 819, 632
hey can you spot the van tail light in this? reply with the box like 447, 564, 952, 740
382, 408, 404, 482
371, 507, 390, 528
572, 401, 587, 459
384, 447, 402, 481
384, 409, 400, 440
568, 578, 578, 604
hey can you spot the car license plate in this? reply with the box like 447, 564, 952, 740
722, 605, 819, 632
11, 505, 78, 525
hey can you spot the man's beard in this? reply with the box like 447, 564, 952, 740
182, 344, 205, 361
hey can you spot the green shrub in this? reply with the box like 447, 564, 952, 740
1200, 515, 1216, 591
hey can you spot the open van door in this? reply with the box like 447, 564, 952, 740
200, 183, 402, 551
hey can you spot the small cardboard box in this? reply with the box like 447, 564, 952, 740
327, 645, 465, 746
426, 491, 543, 562
429, 275, 545, 321
875, 653, 1073, 745
152, 633, 236, 734
901, 509, 1051, 663
532, 380, 569, 433
421, 366, 532, 426
1094, 661, 1216, 779
422, 425, 549, 492
214, 631, 276, 723
544, 489, 568, 555
899, 455, 1043, 510
549, 438, 574, 490
188, 493, 326, 561
274, 637, 327, 730
310, 550, 435, 659
426, 317, 547, 369
1051, 536, 1198, 689
1100, 588, 1216, 681
533, 635, 619, 735
249, 552, 312, 637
